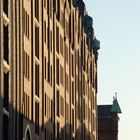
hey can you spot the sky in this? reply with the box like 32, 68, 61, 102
84, 0, 140, 139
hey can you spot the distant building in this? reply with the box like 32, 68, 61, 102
98, 96, 122, 140
0, 0, 100, 140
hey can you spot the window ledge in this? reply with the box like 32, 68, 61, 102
35, 56, 40, 65
3, 60, 10, 73
3, 108, 9, 117
3, 12, 9, 26
34, 18, 39, 28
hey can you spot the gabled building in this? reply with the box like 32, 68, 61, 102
98, 96, 122, 140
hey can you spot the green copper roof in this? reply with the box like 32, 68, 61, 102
111, 98, 122, 113
84, 15, 93, 33
73, 0, 79, 7
93, 38, 100, 51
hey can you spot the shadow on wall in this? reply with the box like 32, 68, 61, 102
0, 96, 95, 140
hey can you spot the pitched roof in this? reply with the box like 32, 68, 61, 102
98, 98, 122, 118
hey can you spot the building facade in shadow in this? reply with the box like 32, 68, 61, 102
0, 0, 100, 140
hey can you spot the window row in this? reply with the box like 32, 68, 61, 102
23, 8, 30, 39
23, 92, 30, 119
35, 102, 39, 135
23, 50, 30, 79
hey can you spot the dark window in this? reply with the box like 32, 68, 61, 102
44, 0, 46, 7
56, 90, 59, 117
60, 35, 63, 56
35, 102, 39, 135
45, 57, 46, 79
3, 114, 8, 140
60, 65, 63, 85
4, 25, 9, 63
47, 62, 50, 83
35, 0, 39, 21
56, 58, 59, 85
72, 81, 74, 105
44, 21, 46, 43
35, 26, 39, 59
72, 54, 74, 77
56, 27, 59, 54
4, 73, 9, 111
57, 122, 60, 139
3, 0, 8, 16
35, 64, 39, 97
56, 0, 60, 20
45, 93, 46, 115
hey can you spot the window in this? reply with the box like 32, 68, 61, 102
47, 62, 50, 83
60, 35, 63, 56
60, 65, 63, 86
24, 10, 30, 39
44, 0, 46, 7
44, 57, 46, 79
57, 122, 60, 139
23, 50, 30, 79
60, 96, 64, 116
44, 20, 46, 43
71, 54, 74, 77
3, 0, 8, 16
56, 26, 59, 54
4, 73, 9, 111
35, 26, 39, 59
66, 73, 69, 92
3, 114, 8, 140
3, 25, 9, 63
65, 45, 68, 64
35, 102, 39, 135
35, 0, 39, 21
72, 81, 74, 105
35, 64, 39, 97
56, 90, 59, 117
45, 93, 46, 115
56, 58, 59, 85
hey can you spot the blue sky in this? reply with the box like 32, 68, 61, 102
84, 0, 140, 139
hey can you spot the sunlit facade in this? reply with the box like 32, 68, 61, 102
0, 0, 100, 140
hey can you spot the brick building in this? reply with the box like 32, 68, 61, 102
0, 0, 100, 140
98, 96, 122, 140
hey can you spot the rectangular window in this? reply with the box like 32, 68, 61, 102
45, 93, 46, 115
45, 57, 46, 79
4, 73, 9, 111
57, 122, 60, 139
56, 58, 59, 85
35, 26, 39, 59
35, 102, 39, 135
56, 90, 59, 117
44, 20, 46, 43
60, 35, 63, 56
3, 114, 8, 140
72, 54, 74, 77
47, 62, 50, 83
56, 27, 59, 54
35, 64, 39, 97
3, 25, 9, 63
3, 0, 8, 16
28, 14, 30, 38
35, 0, 39, 21
44, 0, 46, 8
72, 81, 74, 105
60, 65, 63, 86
